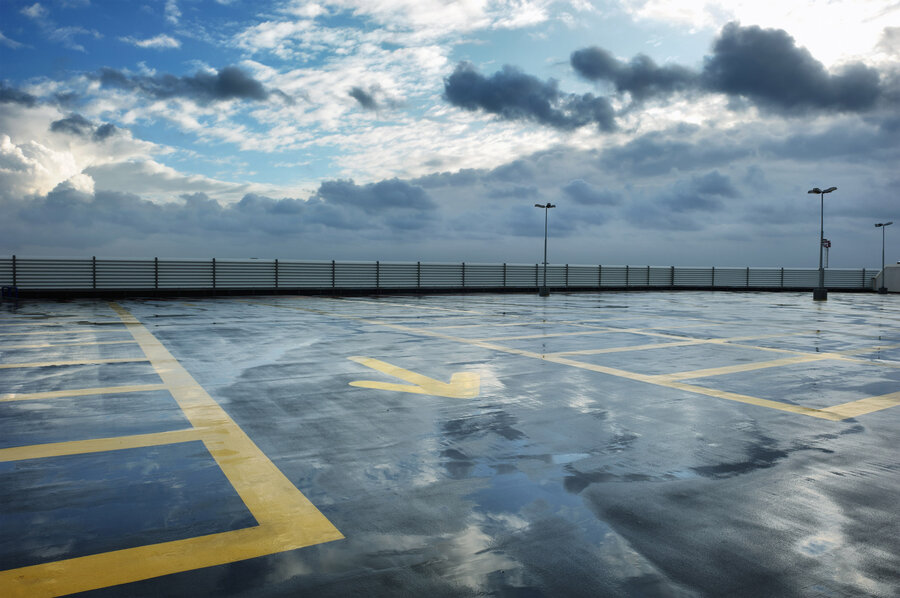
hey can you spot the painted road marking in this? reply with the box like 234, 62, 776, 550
0, 357, 148, 369
348, 356, 480, 399
0, 383, 168, 402
0, 303, 342, 598
244, 298, 899, 420
1, 340, 136, 350
0, 329, 126, 337
0, 429, 201, 462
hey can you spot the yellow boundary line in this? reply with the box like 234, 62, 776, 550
0, 357, 148, 370
0, 303, 341, 598
0, 384, 168, 403
2, 340, 137, 350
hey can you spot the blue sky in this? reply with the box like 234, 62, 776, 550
1, 0, 898, 267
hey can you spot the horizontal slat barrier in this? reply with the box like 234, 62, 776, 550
0, 257, 877, 294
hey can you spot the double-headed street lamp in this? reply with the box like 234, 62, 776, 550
807, 186, 837, 301
534, 203, 556, 297
875, 221, 893, 294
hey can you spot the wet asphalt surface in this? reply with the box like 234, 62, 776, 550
1, 291, 898, 597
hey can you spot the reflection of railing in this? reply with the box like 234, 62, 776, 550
0, 256, 878, 296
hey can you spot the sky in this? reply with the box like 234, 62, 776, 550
1, 0, 898, 267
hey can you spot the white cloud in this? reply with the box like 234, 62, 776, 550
0, 31, 25, 48
616, 0, 900, 67
21, 3, 48, 19
165, 0, 181, 24
120, 34, 181, 49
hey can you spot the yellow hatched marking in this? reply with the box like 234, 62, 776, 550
240, 299, 899, 421
0, 384, 167, 403
0, 429, 201, 462
0, 357, 147, 370
0, 303, 342, 597
1, 340, 137, 350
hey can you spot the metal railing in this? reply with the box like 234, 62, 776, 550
0, 256, 878, 296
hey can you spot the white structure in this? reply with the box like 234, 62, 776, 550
873, 264, 900, 292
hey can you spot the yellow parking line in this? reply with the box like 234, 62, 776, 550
821, 391, 900, 419
1, 340, 136, 350
0, 357, 148, 369
652, 354, 833, 382
0, 429, 201, 462
551, 339, 706, 356
473, 329, 617, 342
0, 384, 168, 402
0, 304, 343, 597
0, 329, 125, 337
0, 321, 122, 327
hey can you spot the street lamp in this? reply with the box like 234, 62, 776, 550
875, 221, 893, 294
807, 186, 837, 301
534, 203, 556, 297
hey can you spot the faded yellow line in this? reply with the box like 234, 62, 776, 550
0, 329, 125, 337
821, 391, 900, 419
0, 384, 167, 402
473, 329, 618, 342
1, 340, 137, 350
652, 354, 833, 382
551, 339, 706, 356
660, 381, 845, 421
0, 357, 148, 369
0, 429, 201, 462
0, 321, 122, 327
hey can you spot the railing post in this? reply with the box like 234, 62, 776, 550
598, 264, 602, 288
711, 266, 715, 289
274, 259, 279, 289
417, 261, 421, 289
212, 258, 216, 292
461, 262, 465, 288
91, 256, 97, 289
746, 266, 750, 288
670, 266, 675, 287
331, 260, 335, 288
781, 267, 784, 288
503, 263, 507, 288
11, 255, 16, 287
625, 264, 629, 287
565, 264, 569, 288
154, 257, 158, 289
535, 263, 539, 287
647, 265, 650, 287
376, 261, 380, 289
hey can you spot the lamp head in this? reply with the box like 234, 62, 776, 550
808, 188, 821, 194
534, 203, 544, 208
546, 203, 556, 208
823, 186, 837, 193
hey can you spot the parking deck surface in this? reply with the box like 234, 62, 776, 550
1, 291, 898, 597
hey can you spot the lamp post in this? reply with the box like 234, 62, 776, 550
875, 221, 893, 294
807, 186, 837, 301
534, 203, 556, 297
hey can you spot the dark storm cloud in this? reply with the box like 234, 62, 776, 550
443, 62, 616, 131
702, 23, 882, 113
97, 65, 273, 104
348, 86, 377, 110
601, 128, 752, 176
313, 179, 436, 214
562, 179, 621, 206
570, 47, 696, 101
571, 23, 888, 115
49, 113, 122, 141
0, 82, 38, 107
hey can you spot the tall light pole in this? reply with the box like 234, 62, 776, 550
534, 203, 556, 297
875, 221, 893, 294
807, 186, 837, 301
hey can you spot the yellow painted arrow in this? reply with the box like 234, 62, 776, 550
347, 356, 480, 399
